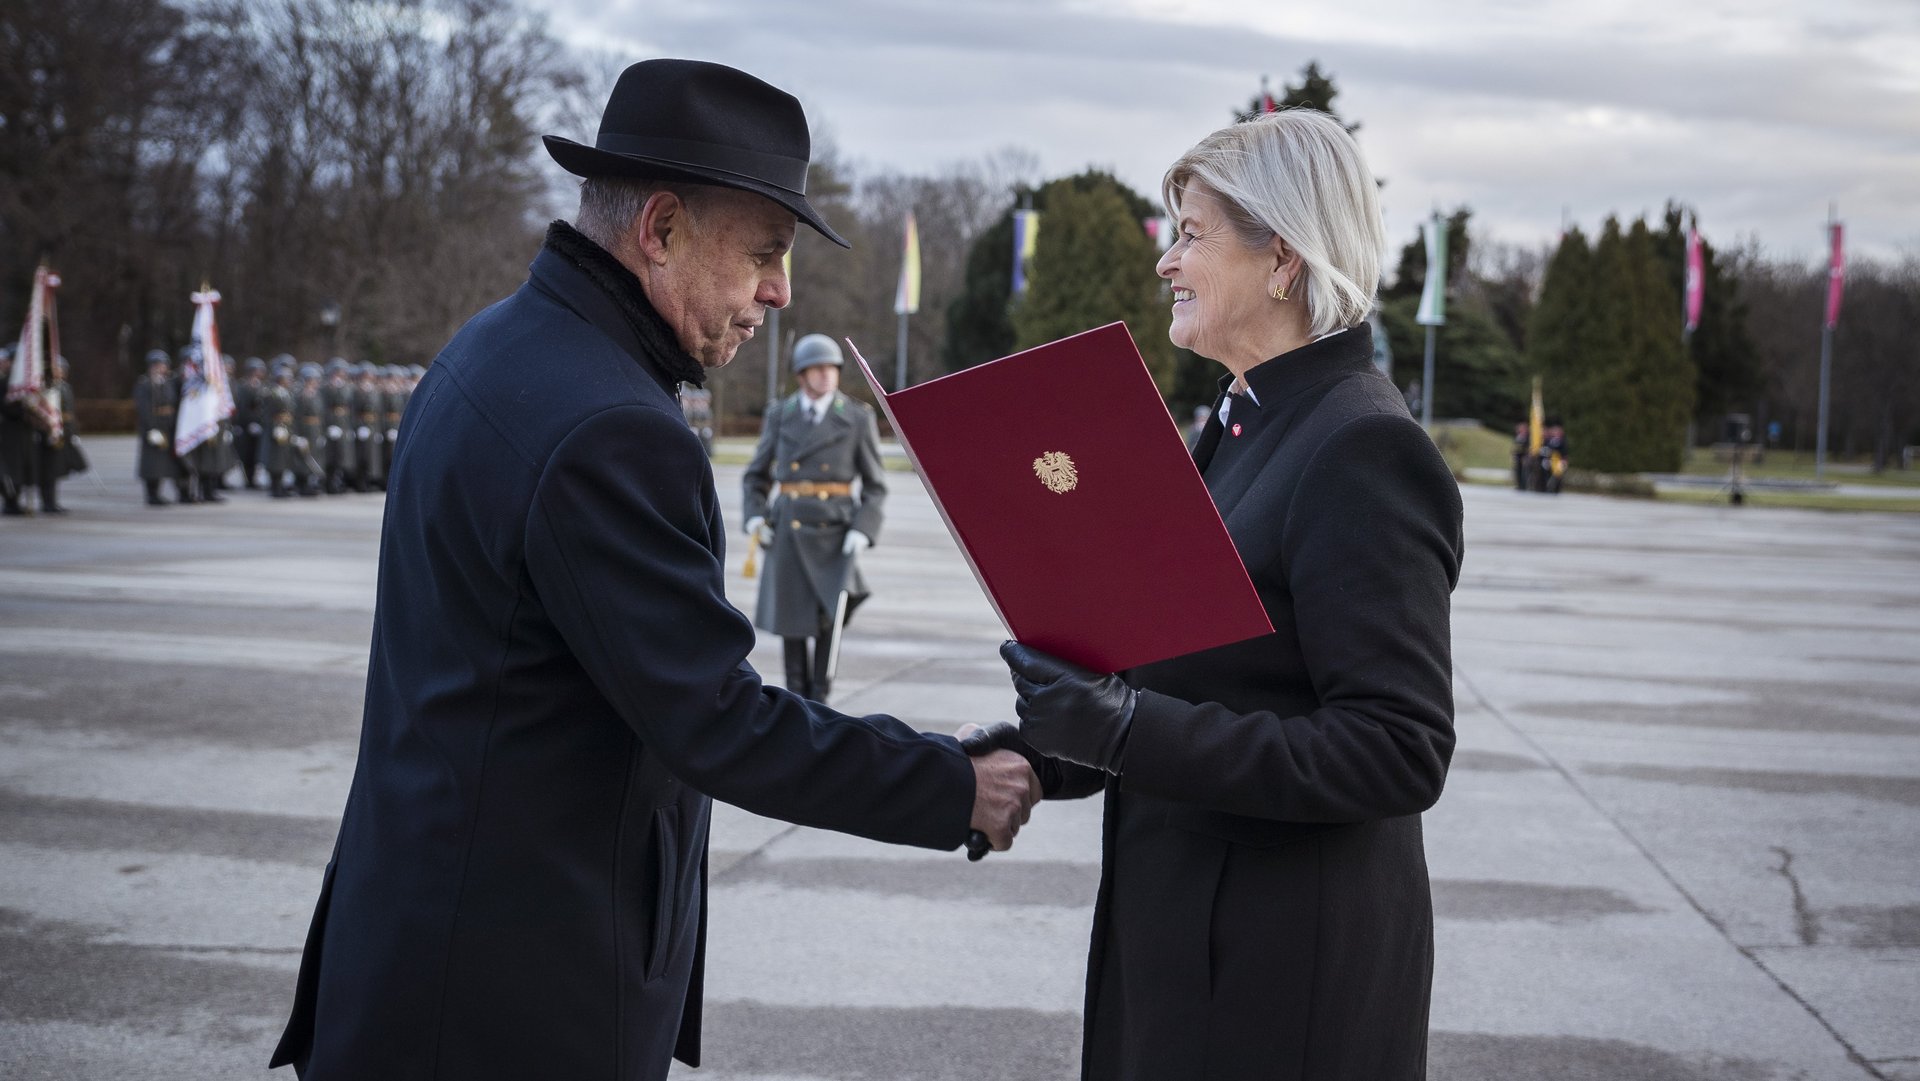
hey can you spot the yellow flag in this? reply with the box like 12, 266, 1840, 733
1528, 377, 1544, 454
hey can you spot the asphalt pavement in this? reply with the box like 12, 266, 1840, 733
1, 436, 1915, 1080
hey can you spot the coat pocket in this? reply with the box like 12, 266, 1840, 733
645, 805, 680, 984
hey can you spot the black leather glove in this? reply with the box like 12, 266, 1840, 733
959, 721, 1064, 797
1000, 641, 1136, 774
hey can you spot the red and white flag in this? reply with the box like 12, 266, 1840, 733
174, 285, 234, 456
1683, 225, 1704, 333
7, 265, 63, 442
1824, 222, 1845, 329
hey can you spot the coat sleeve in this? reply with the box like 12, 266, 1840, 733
741, 398, 780, 525
527, 403, 975, 850
850, 406, 888, 544
1119, 411, 1464, 823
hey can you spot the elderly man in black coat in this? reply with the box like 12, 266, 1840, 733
269, 60, 1040, 1081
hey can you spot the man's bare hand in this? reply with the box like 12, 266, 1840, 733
969, 748, 1041, 852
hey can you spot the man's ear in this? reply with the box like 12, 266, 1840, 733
634, 191, 684, 267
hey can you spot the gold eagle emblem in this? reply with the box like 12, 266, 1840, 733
1032, 451, 1078, 494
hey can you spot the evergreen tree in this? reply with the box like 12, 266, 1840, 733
941, 207, 1018, 372
1379, 294, 1528, 424
1540, 218, 1695, 473
1010, 175, 1174, 392
1235, 61, 1358, 132
1529, 227, 1595, 424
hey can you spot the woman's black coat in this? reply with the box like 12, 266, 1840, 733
1056, 326, 1464, 1081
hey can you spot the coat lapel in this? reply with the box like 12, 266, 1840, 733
792, 394, 852, 458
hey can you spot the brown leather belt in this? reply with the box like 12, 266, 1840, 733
779, 481, 852, 499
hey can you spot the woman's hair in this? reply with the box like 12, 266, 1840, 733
1161, 110, 1385, 338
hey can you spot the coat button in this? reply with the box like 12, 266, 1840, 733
790, 463, 799, 472
791, 521, 801, 529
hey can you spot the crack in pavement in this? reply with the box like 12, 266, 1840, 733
1771, 846, 1822, 946
1454, 666, 1890, 1081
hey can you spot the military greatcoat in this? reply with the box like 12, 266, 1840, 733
352, 381, 385, 485
133, 376, 179, 481
293, 384, 327, 479
263, 383, 298, 477
741, 390, 887, 638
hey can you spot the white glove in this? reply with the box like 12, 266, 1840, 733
147, 429, 165, 447
357, 426, 371, 440
293, 435, 309, 449
248, 423, 262, 435
273, 426, 289, 444
387, 429, 398, 441
745, 516, 775, 546
842, 530, 871, 557
327, 425, 342, 440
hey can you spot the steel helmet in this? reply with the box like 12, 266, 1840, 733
790, 333, 843, 374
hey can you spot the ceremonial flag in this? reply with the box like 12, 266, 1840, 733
174, 285, 234, 456
1528, 377, 1544, 454
1011, 209, 1040, 296
894, 211, 921, 316
7, 265, 63, 441
1824, 222, 1845, 329
1261, 75, 1277, 114
1415, 215, 1448, 326
1684, 225, 1704, 333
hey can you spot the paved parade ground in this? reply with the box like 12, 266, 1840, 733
2, 436, 1917, 1081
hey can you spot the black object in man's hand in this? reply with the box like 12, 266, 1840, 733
1000, 641, 1136, 774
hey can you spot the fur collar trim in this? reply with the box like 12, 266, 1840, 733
543, 220, 706, 388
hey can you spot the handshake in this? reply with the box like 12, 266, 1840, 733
959, 642, 1142, 858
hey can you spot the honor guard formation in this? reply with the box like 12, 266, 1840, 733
132, 351, 425, 505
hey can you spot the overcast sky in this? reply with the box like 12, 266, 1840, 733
534, 0, 1920, 266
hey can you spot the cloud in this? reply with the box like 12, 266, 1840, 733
535, 0, 1920, 260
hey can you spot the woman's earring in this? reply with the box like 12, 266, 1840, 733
1270, 283, 1287, 301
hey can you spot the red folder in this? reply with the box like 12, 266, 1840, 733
848, 322, 1272, 673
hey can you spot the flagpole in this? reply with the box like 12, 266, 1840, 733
765, 304, 780, 405
895, 312, 908, 392
1815, 202, 1837, 482
1420, 326, 1435, 429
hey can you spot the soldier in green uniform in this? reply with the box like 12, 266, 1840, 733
379, 365, 405, 476
234, 357, 267, 488
741, 334, 888, 702
322, 358, 357, 493
261, 356, 299, 498
293, 363, 328, 497
134, 350, 188, 506
351, 362, 385, 492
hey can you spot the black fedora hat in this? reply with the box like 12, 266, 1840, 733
544, 59, 849, 248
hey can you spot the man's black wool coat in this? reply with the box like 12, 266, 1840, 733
270, 224, 976, 1081
1052, 326, 1465, 1081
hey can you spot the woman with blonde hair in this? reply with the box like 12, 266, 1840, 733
1001, 109, 1464, 1079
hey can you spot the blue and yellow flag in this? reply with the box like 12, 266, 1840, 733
1011, 209, 1040, 296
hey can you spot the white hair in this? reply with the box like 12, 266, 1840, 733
575, 177, 709, 250
1161, 109, 1385, 338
